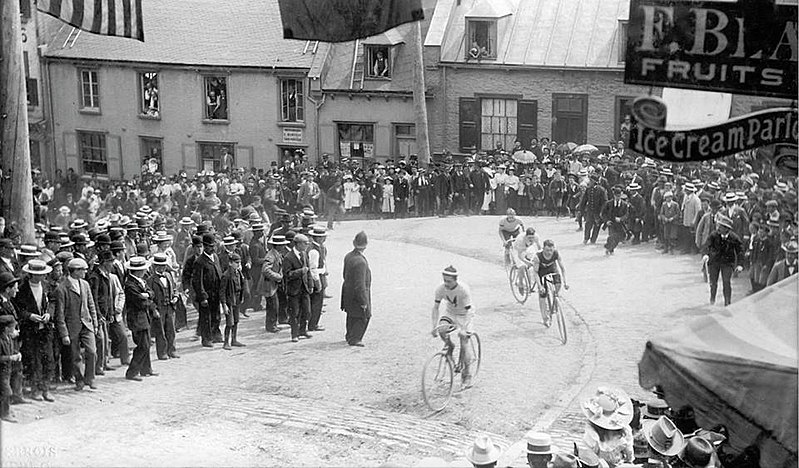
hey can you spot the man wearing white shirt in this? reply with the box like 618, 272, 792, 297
307, 227, 328, 332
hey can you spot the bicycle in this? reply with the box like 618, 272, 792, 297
421, 323, 482, 412
508, 264, 532, 304
502, 238, 514, 273
541, 273, 567, 344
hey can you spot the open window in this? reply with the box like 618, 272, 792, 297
466, 20, 497, 60
139, 72, 160, 118
366, 46, 391, 78
203, 76, 228, 121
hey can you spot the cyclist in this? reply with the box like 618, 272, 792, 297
431, 266, 475, 389
498, 209, 525, 264
532, 239, 568, 325
512, 227, 542, 291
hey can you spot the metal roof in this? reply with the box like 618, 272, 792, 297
43, 0, 327, 71
429, 0, 630, 68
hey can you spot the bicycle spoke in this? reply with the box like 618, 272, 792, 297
422, 353, 453, 412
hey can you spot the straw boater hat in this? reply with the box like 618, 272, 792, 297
683, 183, 697, 192
716, 215, 734, 230
309, 226, 328, 238
464, 435, 501, 466
524, 431, 555, 455
69, 219, 88, 230
139, 205, 153, 215
179, 216, 195, 227
627, 183, 641, 191
707, 181, 720, 191
782, 238, 799, 253
642, 398, 670, 419
22, 259, 51, 276
643, 416, 685, 457
18, 244, 41, 258
250, 222, 265, 232
222, 236, 237, 246
581, 387, 634, 430
722, 192, 738, 203
268, 235, 289, 245
152, 231, 173, 243
59, 206, 71, 215
126, 256, 151, 271
152, 253, 169, 266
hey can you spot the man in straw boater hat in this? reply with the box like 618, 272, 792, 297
14, 260, 55, 402
149, 253, 180, 360
124, 256, 158, 381
702, 214, 744, 306
341, 231, 372, 347
431, 265, 477, 390
53, 258, 98, 391
262, 234, 288, 333
307, 226, 329, 332
524, 431, 556, 468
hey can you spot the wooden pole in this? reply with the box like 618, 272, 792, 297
0, 0, 35, 243
412, 20, 432, 167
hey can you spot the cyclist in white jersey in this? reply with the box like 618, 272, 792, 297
431, 265, 475, 389
512, 227, 542, 290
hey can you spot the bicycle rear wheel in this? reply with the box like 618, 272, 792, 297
421, 352, 454, 412
554, 298, 567, 344
540, 293, 552, 328
509, 266, 529, 304
468, 333, 482, 383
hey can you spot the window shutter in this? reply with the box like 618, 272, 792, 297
237, 146, 254, 169
182, 143, 198, 176
459, 97, 479, 152
106, 135, 122, 179
517, 100, 537, 149
64, 132, 80, 173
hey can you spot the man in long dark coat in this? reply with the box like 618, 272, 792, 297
341, 231, 371, 347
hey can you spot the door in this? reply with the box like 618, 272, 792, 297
552, 94, 587, 144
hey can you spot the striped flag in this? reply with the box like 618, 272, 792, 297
279, 0, 423, 43
37, 0, 145, 42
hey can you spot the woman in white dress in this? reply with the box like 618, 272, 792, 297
381, 177, 394, 217
343, 175, 357, 211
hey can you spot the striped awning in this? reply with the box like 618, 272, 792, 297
639, 276, 798, 467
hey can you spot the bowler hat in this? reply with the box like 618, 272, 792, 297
110, 241, 126, 252
202, 233, 216, 246
126, 256, 151, 271
0, 272, 19, 290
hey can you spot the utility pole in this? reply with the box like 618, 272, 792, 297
412, 20, 432, 167
0, 0, 35, 243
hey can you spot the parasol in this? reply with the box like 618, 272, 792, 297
557, 142, 578, 154
512, 150, 537, 164
573, 144, 599, 155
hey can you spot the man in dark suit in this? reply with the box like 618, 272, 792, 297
601, 186, 630, 255
192, 233, 223, 347
248, 223, 267, 313
469, 162, 490, 215
579, 175, 608, 245
703, 215, 744, 306
54, 258, 98, 391
14, 260, 55, 401
341, 231, 371, 347
124, 256, 158, 380
261, 235, 287, 333
283, 234, 313, 342
767, 238, 798, 286
0, 239, 18, 276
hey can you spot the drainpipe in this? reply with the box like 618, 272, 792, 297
307, 90, 326, 164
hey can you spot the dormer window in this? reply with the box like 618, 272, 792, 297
467, 20, 497, 60
367, 45, 391, 78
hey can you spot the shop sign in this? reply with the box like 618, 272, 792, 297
282, 127, 303, 144
625, 0, 798, 99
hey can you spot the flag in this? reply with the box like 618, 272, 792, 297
37, 0, 144, 42
279, 0, 423, 43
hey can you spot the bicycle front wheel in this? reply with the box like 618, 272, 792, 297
468, 333, 482, 383
509, 266, 529, 304
421, 352, 454, 412
554, 298, 567, 345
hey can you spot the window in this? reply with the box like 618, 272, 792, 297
366, 46, 391, 78
337, 123, 375, 160
394, 124, 416, 158
618, 21, 629, 63
198, 142, 234, 173
79, 69, 100, 110
280, 78, 304, 122
466, 20, 497, 59
140, 137, 163, 170
615, 96, 636, 145
203, 76, 228, 120
23, 52, 38, 107
480, 98, 517, 151
77, 131, 108, 175
139, 72, 160, 118
552, 94, 588, 144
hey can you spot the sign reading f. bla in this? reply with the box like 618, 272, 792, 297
624, 0, 797, 99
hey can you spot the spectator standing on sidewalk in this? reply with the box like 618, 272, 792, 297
54, 259, 98, 391
261, 235, 287, 333
342, 231, 371, 347
0, 316, 22, 422
14, 260, 55, 402
124, 256, 157, 381
326, 179, 343, 230
307, 226, 328, 332
149, 253, 179, 359
703, 215, 744, 306
220, 252, 247, 350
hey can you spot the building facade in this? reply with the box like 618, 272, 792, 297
42, 0, 327, 179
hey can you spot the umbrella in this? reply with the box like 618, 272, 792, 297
573, 144, 599, 155
512, 150, 537, 164
557, 142, 578, 154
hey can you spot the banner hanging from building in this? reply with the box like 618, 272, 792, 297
279, 0, 424, 42
624, 0, 797, 99
37, 0, 145, 42
629, 96, 798, 162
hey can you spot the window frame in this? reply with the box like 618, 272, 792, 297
618, 20, 629, 64
466, 19, 498, 60
392, 123, 416, 159
614, 96, 636, 145
77, 130, 109, 176
279, 77, 305, 124
139, 136, 164, 171
551, 93, 589, 144
202, 74, 230, 123
365, 45, 392, 79
137, 71, 161, 120
479, 97, 518, 152
78, 68, 101, 113
336, 122, 376, 161
196, 141, 236, 173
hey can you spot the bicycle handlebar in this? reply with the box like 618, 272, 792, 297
433, 323, 458, 335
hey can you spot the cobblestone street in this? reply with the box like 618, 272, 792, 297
3, 215, 749, 467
